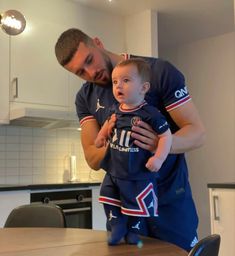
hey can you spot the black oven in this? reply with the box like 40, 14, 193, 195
30, 189, 92, 229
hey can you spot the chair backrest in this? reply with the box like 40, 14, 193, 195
188, 234, 221, 256
4, 203, 66, 228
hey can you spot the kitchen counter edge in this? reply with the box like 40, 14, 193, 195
207, 182, 235, 189
0, 182, 101, 192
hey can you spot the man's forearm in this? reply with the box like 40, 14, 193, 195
84, 145, 107, 170
170, 124, 206, 154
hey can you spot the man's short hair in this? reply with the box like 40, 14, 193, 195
55, 28, 93, 66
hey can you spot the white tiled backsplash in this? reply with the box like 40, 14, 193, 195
0, 126, 105, 184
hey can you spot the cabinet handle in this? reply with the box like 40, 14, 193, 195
213, 195, 220, 221
12, 77, 18, 99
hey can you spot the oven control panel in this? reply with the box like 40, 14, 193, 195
31, 189, 92, 205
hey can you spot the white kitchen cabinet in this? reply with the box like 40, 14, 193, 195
92, 185, 106, 230
0, 190, 30, 227
208, 185, 235, 256
9, 1, 70, 109
0, 0, 82, 124
0, 32, 10, 124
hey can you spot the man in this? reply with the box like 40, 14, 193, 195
55, 28, 206, 251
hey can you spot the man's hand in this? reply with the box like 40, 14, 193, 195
131, 121, 159, 153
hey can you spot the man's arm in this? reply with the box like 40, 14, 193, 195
81, 119, 107, 170
131, 100, 206, 154
169, 100, 206, 153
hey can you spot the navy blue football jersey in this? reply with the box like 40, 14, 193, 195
100, 101, 169, 180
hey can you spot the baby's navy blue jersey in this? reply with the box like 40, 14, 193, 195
101, 102, 169, 180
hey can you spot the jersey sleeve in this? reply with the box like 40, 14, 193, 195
75, 88, 96, 127
144, 106, 169, 135
153, 60, 191, 112
151, 111, 169, 135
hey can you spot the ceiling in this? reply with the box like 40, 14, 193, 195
73, 0, 234, 48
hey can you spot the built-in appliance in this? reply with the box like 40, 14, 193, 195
31, 189, 92, 229
9, 108, 79, 129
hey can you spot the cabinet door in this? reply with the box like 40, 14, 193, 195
0, 0, 10, 123
209, 188, 235, 256
0, 33, 10, 124
10, 4, 69, 108
92, 186, 106, 230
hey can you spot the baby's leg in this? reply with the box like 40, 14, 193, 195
103, 204, 128, 245
125, 216, 142, 244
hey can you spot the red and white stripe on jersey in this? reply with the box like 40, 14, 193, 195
80, 115, 95, 127
99, 196, 122, 207
119, 101, 147, 113
99, 183, 158, 217
121, 183, 158, 217
166, 95, 191, 112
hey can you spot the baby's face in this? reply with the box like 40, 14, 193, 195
112, 64, 146, 108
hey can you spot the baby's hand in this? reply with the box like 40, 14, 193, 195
145, 156, 163, 172
107, 114, 116, 137
94, 136, 107, 148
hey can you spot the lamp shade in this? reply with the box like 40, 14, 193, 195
0, 9, 26, 36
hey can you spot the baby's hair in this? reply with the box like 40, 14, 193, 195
115, 58, 151, 83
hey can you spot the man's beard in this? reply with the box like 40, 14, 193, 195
95, 53, 114, 87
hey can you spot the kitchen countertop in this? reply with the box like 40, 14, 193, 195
207, 182, 235, 189
0, 181, 101, 192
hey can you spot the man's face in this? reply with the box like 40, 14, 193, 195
64, 41, 113, 86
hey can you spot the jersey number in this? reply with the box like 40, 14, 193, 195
112, 129, 131, 147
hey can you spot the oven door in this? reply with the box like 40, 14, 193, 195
31, 189, 92, 229
57, 199, 92, 229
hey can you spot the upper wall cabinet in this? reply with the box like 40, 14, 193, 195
0, 0, 82, 124
0, 33, 10, 124
9, 22, 70, 109
8, 2, 71, 110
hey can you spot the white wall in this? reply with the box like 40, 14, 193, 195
125, 9, 158, 57
160, 31, 235, 238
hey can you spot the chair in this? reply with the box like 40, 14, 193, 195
4, 203, 66, 228
188, 234, 221, 256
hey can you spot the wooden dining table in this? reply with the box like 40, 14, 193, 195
0, 228, 188, 256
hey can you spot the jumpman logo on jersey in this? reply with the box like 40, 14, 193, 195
108, 210, 117, 221
147, 200, 154, 209
190, 236, 198, 247
95, 98, 105, 112
131, 221, 141, 230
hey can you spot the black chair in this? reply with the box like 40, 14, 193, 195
4, 203, 66, 228
188, 234, 221, 256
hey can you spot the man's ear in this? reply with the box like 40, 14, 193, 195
142, 82, 150, 94
93, 37, 104, 48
